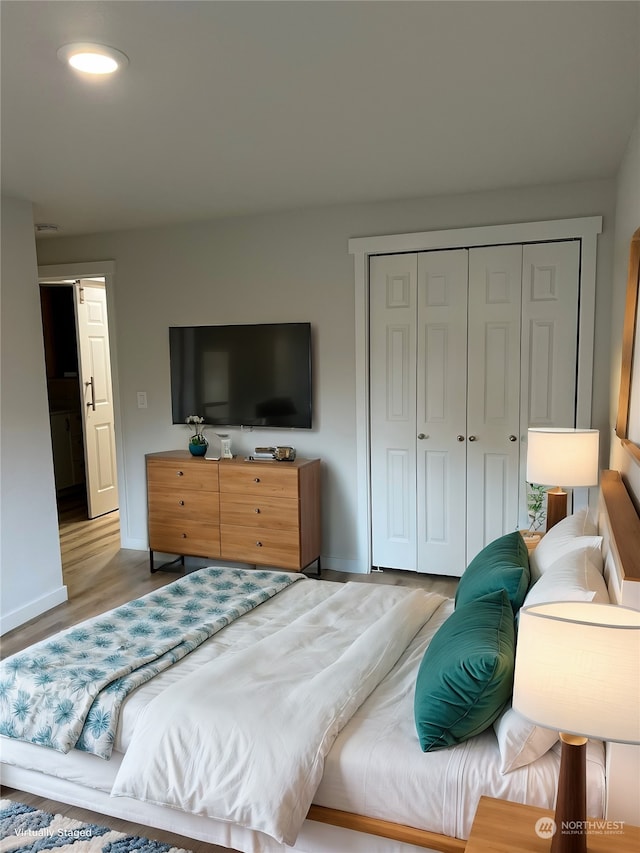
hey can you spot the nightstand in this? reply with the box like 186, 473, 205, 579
519, 530, 543, 553
465, 797, 640, 853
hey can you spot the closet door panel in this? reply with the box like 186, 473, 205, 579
467, 245, 522, 559
520, 240, 580, 521
480, 452, 511, 539
416, 250, 468, 575
370, 254, 418, 570
521, 241, 580, 426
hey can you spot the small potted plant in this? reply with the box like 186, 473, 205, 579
521, 482, 546, 548
185, 415, 208, 456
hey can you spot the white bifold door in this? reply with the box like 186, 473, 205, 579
369, 240, 580, 576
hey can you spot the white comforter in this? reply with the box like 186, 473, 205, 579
111, 583, 444, 845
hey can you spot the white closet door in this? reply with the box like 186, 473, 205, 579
519, 240, 580, 521
369, 239, 581, 575
466, 245, 523, 560
416, 250, 468, 575
370, 254, 418, 570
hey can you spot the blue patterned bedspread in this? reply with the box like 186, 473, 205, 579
0, 567, 301, 759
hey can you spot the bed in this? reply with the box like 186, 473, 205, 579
1, 469, 638, 853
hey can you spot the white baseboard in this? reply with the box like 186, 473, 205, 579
319, 556, 366, 574
121, 537, 148, 550
1, 585, 68, 635
119, 540, 365, 575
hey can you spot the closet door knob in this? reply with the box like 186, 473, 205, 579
468, 435, 477, 442
508, 435, 517, 442
417, 433, 427, 440
457, 435, 465, 442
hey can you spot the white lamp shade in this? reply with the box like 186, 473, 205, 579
513, 602, 640, 744
526, 428, 599, 487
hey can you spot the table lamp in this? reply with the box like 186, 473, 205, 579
513, 602, 640, 853
526, 429, 599, 530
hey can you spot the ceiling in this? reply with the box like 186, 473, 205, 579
2, 1, 639, 238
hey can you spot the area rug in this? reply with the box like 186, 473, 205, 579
0, 800, 194, 853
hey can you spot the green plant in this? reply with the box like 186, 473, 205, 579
526, 482, 546, 532
185, 415, 207, 445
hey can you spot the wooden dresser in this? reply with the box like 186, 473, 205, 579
146, 451, 321, 573
147, 450, 221, 569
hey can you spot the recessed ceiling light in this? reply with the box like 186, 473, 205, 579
57, 42, 129, 75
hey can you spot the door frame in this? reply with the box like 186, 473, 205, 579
38, 261, 124, 540
349, 217, 602, 574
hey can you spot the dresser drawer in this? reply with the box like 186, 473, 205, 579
149, 519, 220, 559
219, 464, 297, 498
220, 525, 300, 569
149, 490, 219, 523
219, 494, 298, 529
147, 457, 219, 492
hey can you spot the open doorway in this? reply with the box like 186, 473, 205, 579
39, 278, 119, 536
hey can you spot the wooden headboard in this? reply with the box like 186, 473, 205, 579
598, 469, 640, 826
599, 469, 640, 609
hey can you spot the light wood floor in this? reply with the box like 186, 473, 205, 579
1, 492, 458, 658
1, 493, 458, 851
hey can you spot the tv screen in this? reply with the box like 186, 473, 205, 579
169, 323, 312, 429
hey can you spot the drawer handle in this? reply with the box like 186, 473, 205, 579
254, 508, 260, 514
178, 500, 185, 506
254, 477, 260, 483
181, 533, 187, 538
177, 471, 184, 477
256, 541, 263, 547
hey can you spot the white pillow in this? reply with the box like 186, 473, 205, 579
523, 547, 609, 607
495, 539, 608, 775
559, 506, 598, 535
529, 508, 600, 582
493, 704, 558, 773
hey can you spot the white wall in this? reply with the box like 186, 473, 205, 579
609, 114, 640, 505
1, 196, 67, 632
36, 179, 616, 574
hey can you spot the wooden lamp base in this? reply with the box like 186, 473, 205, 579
551, 733, 588, 853
546, 487, 568, 531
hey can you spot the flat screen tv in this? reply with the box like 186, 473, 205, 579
169, 322, 312, 429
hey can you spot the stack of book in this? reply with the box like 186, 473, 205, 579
252, 446, 276, 460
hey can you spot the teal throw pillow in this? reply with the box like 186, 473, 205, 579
455, 531, 529, 613
414, 589, 515, 751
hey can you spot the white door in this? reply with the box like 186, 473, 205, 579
519, 240, 580, 520
466, 245, 523, 560
370, 250, 469, 574
74, 281, 119, 518
369, 240, 581, 576
370, 254, 418, 570
416, 250, 468, 575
